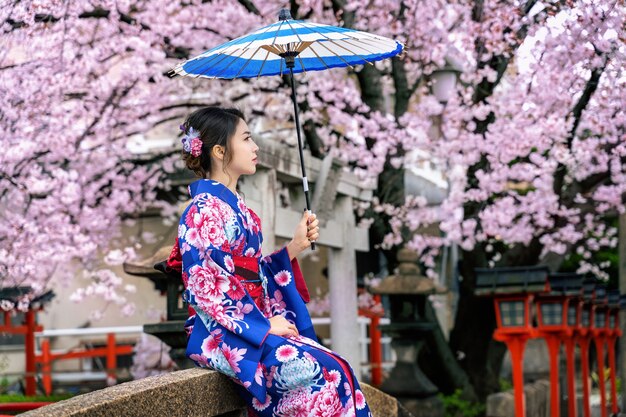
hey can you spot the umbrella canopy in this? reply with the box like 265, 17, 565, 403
170, 10, 403, 79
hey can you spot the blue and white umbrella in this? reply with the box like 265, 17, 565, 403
170, 9, 404, 249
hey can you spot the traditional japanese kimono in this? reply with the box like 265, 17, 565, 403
177, 179, 372, 417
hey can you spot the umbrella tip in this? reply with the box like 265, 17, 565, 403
278, 8, 292, 21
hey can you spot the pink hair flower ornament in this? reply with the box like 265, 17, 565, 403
181, 127, 203, 157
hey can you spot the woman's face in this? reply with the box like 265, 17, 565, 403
225, 118, 259, 177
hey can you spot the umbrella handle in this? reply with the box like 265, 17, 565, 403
307, 209, 316, 251
303, 179, 316, 251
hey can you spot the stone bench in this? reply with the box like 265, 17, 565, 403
20, 368, 413, 417
486, 379, 549, 417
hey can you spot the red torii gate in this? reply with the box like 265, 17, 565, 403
0, 287, 54, 396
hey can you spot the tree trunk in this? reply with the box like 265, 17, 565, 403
420, 299, 478, 400
448, 248, 507, 400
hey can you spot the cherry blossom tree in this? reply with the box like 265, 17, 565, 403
2, 0, 624, 399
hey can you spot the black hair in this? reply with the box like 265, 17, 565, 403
181, 107, 245, 178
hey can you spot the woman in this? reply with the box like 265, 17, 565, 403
176, 107, 372, 417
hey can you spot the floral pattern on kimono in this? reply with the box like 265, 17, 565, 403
179, 179, 372, 417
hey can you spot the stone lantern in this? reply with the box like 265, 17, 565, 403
371, 248, 446, 417
124, 244, 192, 369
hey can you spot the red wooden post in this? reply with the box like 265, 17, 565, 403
607, 335, 619, 415
106, 333, 117, 385
40, 339, 52, 396
495, 333, 531, 417
369, 314, 382, 386
544, 334, 561, 417
24, 309, 37, 396
593, 336, 608, 417
564, 336, 578, 417
579, 334, 592, 417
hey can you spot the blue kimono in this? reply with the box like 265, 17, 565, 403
179, 179, 372, 417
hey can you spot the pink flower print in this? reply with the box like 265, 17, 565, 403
245, 247, 256, 257
185, 204, 198, 227
275, 344, 298, 362
189, 353, 209, 367
343, 398, 356, 417
274, 387, 311, 417
193, 208, 226, 248
223, 255, 235, 273
344, 382, 352, 396
323, 369, 341, 387
201, 330, 222, 356
274, 270, 292, 287
252, 394, 272, 411
222, 344, 246, 374
242, 381, 251, 388
254, 363, 264, 385
180, 242, 191, 255
355, 389, 366, 410
226, 276, 246, 300
188, 261, 230, 305
265, 365, 277, 388
232, 300, 253, 320
178, 224, 187, 239
270, 290, 287, 314
185, 227, 199, 247
205, 303, 233, 331
248, 209, 261, 234
308, 384, 343, 417
303, 351, 317, 363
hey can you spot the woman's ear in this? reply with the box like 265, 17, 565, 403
212, 145, 225, 161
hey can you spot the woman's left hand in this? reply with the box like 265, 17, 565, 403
287, 210, 319, 260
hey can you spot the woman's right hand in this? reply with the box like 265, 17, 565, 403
268, 315, 299, 338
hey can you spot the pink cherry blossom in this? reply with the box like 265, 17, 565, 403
1, 0, 622, 316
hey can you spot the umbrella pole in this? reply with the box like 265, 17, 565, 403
287, 65, 316, 250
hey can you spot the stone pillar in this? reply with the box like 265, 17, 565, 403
328, 195, 361, 377
258, 169, 277, 252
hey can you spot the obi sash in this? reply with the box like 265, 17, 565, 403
232, 255, 263, 302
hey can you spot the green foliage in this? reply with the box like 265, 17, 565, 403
499, 378, 513, 392
560, 215, 619, 287
439, 389, 486, 417
0, 393, 73, 402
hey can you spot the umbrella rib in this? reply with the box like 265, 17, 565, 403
326, 39, 374, 66
297, 53, 307, 74
339, 38, 380, 56
285, 20, 305, 44
212, 47, 254, 79
230, 22, 278, 56
313, 41, 357, 69
182, 23, 278, 78
233, 46, 263, 79
285, 21, 378, 67
270, 20, 286, 49
182, 51, 230, 77
192, 52, 237, 78
346, 36, 397, 52
307, 47, 331, 70
256, 49, 271, 79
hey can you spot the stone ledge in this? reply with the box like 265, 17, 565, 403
20, 369, 245, 417
21, 368, 411, 417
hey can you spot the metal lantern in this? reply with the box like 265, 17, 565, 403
476, 265, 549, 334
474, 265, 549, 417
